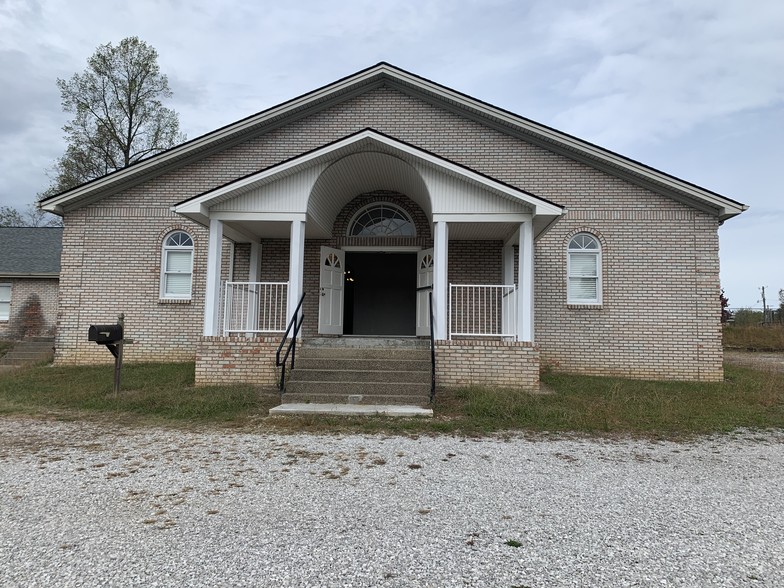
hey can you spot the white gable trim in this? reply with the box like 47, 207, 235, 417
173, 129, 564, 231
39, 63, 746, 221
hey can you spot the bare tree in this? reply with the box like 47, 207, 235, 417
44, 36, 185, 195
0, 204, 62, 227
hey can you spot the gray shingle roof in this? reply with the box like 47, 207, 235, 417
0, 227, 63, 276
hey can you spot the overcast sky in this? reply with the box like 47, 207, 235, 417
1, 0, 782, 307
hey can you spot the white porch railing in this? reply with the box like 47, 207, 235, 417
449, 284, 517, 339
222, 281, 288, 335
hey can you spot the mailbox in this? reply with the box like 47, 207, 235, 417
88, 324, 124, 344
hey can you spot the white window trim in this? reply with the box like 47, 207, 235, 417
346, 202, 416, 237
567, 234, 602, 305
160, 231, 194, 300
0, 282, 10, 321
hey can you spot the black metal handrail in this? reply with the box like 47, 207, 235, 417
429, 291, 436, 403
275, 292, 306, 393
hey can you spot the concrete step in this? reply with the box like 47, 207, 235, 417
290, 368, 430, 384
296, 347, 430, 361
295, 357, 431, 372
270, 403, 433, 417
282, 393, 431, 406
0, 339, 54, 368
302, 337, 429, 349
284, 380, 431, 398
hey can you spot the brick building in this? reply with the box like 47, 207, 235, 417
0, 227, 62, 340
39, 64, 746, 391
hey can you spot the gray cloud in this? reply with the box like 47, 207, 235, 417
0, 0, 780, 305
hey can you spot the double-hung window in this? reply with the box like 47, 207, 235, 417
0, 283, 10, 320
567, 234, 601, 304
161, 231, 194, 300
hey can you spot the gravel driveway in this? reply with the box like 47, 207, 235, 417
1, 417, 782, 587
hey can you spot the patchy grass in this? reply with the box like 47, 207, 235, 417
723, 325, 784, 352
0, 340, 13, 358
0, 361, 782, 436
0, 362, 276, 423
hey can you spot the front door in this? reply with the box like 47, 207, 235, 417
416, 248, 434, 336
318, 247, 345, 334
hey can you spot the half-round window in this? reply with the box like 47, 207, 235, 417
347, 203, 416, 237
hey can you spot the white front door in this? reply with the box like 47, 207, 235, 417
415, 248, 434, 336
318, 246, 345, 334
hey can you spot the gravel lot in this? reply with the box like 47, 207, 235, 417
1, 417, 783, 587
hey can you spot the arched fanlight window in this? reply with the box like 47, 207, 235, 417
347, 203, 416, 237
160, 231, 194, 299
567, 233, 601, 304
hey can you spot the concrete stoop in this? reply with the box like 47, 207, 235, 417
0, 337, 55, 369
269, 403, 433, 417
279, 337, 433, 410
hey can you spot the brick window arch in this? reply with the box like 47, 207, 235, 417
347, 203, 416, 237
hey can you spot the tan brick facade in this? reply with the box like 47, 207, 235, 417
0, 278, 59, 340
435, 340, 540, 391
194, 336, 279, 386
53, 82, 725, 382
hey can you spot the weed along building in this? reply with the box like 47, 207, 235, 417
40, 63, 746, 399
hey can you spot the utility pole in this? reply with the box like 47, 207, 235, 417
760, 286, 768, 325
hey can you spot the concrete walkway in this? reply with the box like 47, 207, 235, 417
269, 403, 433, 417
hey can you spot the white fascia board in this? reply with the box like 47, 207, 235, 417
174, 129, 563, 218
387, 68, 747, 218
41, 69, 390, 212
173, 133, 374, 214
210, 212, 307, 222
432, 213, 533, 223
364, 133, 564, 216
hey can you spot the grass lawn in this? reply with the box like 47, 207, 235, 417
0, 359, 782, 437
723, 325, 784, 351
0, 340, 13, 358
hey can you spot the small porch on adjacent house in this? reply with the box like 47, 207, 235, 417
175, 130, 563, 397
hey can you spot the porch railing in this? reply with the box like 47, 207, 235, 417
449, 284, 517, 339
222, 281, 288, 335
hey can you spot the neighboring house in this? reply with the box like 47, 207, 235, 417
39, 63, 746, 390
0, 227, 62, 340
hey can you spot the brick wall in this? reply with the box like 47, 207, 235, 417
435, 340, 540, 391
53, 83, 724, 381
0, 278, 59, 339
194, 336, 280, 386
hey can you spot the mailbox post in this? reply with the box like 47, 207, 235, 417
88, 314, 125, 396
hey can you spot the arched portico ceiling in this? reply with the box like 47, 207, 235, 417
173, 129, 564, 241
307, 151, 431, 234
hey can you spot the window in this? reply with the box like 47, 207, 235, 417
567, 233, 601, 304
161, 231, 194, 299
348, 203, 416, 237
0, 283, 10, 320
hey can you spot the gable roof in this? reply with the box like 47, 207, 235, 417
0, 227, 63, 277
39, 62, 747, 221
174, 128, 564, 238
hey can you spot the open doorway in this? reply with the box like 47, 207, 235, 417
343, 252, 416, 336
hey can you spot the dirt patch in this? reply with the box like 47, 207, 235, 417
725, 350, 784, 373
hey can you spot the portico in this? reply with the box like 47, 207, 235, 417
174, 129, 563, 347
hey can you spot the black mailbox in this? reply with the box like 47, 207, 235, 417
88, 324, 124, 344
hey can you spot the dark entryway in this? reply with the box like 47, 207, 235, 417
343, 252, 416, 336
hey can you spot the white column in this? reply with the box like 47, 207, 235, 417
246, 242, 261, 334
518, 221, 534, 342
203, 218, 224, 336
503, 243, 515, 339
287, 220, 306, 325
433, 221, 449, 340
249, 241, 261, 283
